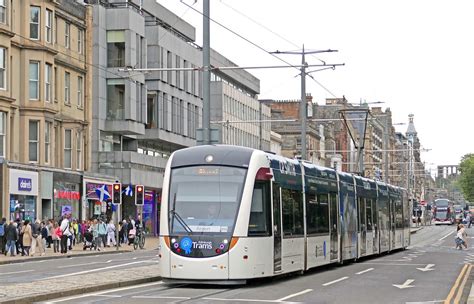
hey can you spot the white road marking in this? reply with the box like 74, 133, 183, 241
41, 261, 148, 280
41, 281, 164, 303
405, 300, 444, 303
439, 231, 455, 241
276, 289, 313, 301
364, 262, 428, 266
1, 270, 34, 275
356, 268, 374, 275
132, 296, 191, 300
393, 279, 415, 289
57, 261, 112, 269
322, 277, 349, 286
203, 298, 280, 303
416, 264, 435, 272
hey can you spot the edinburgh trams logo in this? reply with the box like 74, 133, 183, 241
279, 161, 297, 176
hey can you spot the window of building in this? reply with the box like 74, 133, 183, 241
76, 131, 81, 170
0, 112, 5, 157
54, 67, 58, 102
106, 79, 125, 119
30, 6, 40, 40
29, 120, 39, 162
99, 131, 121, 152
29, 61, 39, 100
54, 16, 57, 44
64, 72, 70, 104
0, 0, 6, 24
78, 29, 83, 54
146, 94, 156, 129
107, 31, 125, 67
64, 129, 72, 169
45, 121, 51, 164
175, 55, 180, 89
167, 50, 172, 84
65, 22, 70, 48
77, 76, 83, 108
0, 47, 5, 89
45, 63, 52, 102
45, 9, 52, 43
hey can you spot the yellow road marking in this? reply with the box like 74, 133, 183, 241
445, 263, 469, 304
454, 264, 472, 303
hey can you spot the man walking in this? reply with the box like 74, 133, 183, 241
4, 221, 18, 256
0, 218, 6, 255
60, 214, 71, 254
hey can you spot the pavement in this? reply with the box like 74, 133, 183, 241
0, 236, 161, 304
0, 235, 159, 265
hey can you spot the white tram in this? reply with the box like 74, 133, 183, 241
158, 145, 410, 284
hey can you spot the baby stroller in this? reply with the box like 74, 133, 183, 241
83, 231, 96, 251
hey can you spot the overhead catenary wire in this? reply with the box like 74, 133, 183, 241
178, 0, 340, 98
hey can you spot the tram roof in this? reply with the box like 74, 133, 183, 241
170, 145, 255, 168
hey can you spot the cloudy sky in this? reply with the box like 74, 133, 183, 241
157, 0, 474, 174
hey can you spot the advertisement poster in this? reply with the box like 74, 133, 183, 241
61, 205, 72, 216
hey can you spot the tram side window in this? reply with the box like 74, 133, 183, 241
306, 192, 329, 234
282, 188, 304, 237
358, 197, 366, 232
366, 199, 373, 231
248, 182, 272, 236
395, 199, 403, 229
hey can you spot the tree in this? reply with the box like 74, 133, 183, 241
458, 153, 474, 202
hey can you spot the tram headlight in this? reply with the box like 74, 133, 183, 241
171, 238, 176, 244
223, 239, 228, 244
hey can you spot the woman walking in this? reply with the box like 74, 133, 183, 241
455, 224, 468, 250
21, 220, 33, 256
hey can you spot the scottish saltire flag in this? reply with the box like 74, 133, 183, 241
124, 184, 133, 197
95, 184, 111, 202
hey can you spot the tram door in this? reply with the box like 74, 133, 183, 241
273, 185, 282, 273
329, 193, 339, 261
358, 197, 367, 256
390, 199, 396, 250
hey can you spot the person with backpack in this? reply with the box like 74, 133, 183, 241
0, 218, 6, 255
4, 221, 18, 256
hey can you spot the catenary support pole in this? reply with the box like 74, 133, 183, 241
202, 0, 211, 145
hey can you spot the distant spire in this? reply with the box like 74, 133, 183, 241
406, 114, 417, 136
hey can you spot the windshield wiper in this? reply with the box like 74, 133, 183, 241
170, 193, 193, 234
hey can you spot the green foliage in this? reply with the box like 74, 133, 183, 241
459, 153, 474, 202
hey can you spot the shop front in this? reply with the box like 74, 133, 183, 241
84, 181, 113, 221
53, 172, 81, 221
121, 186, 160, 235
9, 169, 38, 221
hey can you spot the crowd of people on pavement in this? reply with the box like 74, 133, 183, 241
0, 214, 145, 257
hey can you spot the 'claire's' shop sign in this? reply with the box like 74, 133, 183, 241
18, 178, 33, 192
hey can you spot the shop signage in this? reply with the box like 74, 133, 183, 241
9, 169, 38, 196
18, 178, 32, 191
54, 190, 81, 200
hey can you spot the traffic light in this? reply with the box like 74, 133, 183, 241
113, 183, 122, 205
135, 185, 144, 205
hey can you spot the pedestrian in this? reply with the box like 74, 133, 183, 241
16, 220, 24, 256
52, 222, 60, 253
60, 214, 71, 254
21, 220, 33, 256
0, 217, 6, 255
106, 220, 116, 247
47, 220, 53, 248
4, 221, 18, 256
455, 224, 468, 250
98, 219, 107, 250
31, 219, 45, 256
467, 213, 472, 228
91, 219, 101, 251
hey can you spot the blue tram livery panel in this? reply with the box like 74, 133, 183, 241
159, 145, 410, 284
